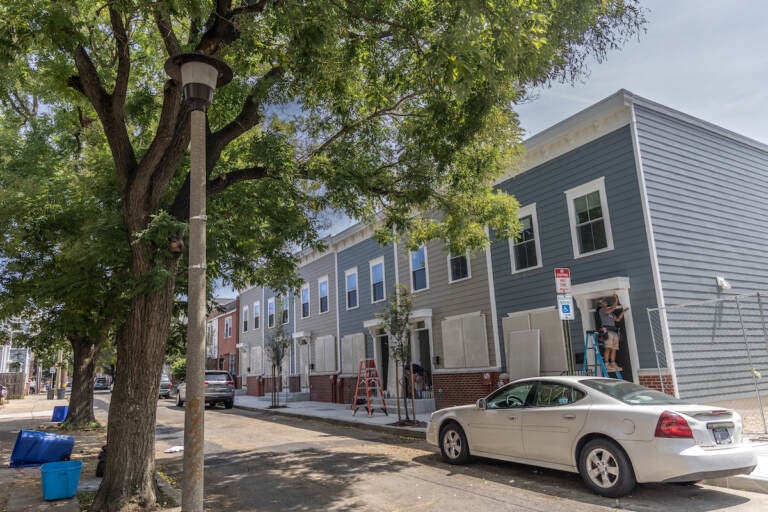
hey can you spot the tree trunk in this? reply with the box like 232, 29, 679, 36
409, 361, 417, 425
90, 249, 176, 511
394, 363, 402, 422
63, 335, 104, 429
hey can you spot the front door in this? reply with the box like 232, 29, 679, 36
298, 341, 310, 391
416, 329, 432, 390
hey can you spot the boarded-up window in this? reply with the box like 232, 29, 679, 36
341, 333, 366, 374
441, 314, 490, 369
312, 335, 337, 373
250, 345, 263, 374
502, 309, 567, 376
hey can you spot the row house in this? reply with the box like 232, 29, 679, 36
205, 299, 239, 384
234, 90, 768, 407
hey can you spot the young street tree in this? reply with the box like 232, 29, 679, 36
377, 284, 413, 423
265, 298, 291, 408
0, 1, 644, 509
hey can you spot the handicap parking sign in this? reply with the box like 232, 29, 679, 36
557, 294, 574, 320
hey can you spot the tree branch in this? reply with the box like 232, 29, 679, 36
154, 8, 182, 57
207, 165, 269, 196
195, 0, 238, 56
311, 93, 417, 157
230, 0, 271, 18
109, 6, 130, 112
72, 45, 137, 189
207, 65, 284, 165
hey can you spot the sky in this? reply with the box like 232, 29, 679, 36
515, 1, 768, 144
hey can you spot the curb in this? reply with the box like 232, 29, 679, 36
703, 474, 768, 495
234, 404, 427, 440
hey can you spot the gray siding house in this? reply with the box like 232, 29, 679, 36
491, 89, 768, 402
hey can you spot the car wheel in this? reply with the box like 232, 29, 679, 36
579, 438, 636, 498
440, 422, 470, 464
224, 399, 234, 409
176, 393, 184, 407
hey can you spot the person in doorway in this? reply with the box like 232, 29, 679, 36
598, 294, 628, 371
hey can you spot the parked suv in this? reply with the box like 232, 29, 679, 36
159, 374, 172, 399
175, 370, 235, 409
94, 377, 110, 391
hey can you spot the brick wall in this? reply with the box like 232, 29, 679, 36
289, 375, 301, 393
639, 373, 676, 396
434, 372, 499, 409
310, 375, 334, 402
337, 376, 358, 405
245, 376, 264, 396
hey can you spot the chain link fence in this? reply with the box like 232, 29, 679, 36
648, 292, 768, 434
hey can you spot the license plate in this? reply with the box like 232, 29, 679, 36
712, 427, 732, 445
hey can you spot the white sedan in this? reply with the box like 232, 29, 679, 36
426, 376, 757, 497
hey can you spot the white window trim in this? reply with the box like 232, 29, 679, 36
447, 251, 472, 283
369, 257, 386, 303
345, 267, 359, 310
301, 283, 311, 319
224, 317, 232, 338
318, 275, 330, 315
267, 297, 275, 328
564, 177, 615, 258
409, 246, 430, 293
253, 301, 260, 330
242, 306, 249, 332
510, 203, 543, 274
280, 295, 289, 324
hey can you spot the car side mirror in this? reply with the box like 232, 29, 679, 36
476, 398, 486, 410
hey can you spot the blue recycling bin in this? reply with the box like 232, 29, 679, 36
51, 406, 68, 422
41, 460, 82, 500
9, 429, 75, 468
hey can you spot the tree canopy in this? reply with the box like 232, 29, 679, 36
0, 1, 645, 509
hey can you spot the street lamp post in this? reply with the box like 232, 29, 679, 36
165, 53, 232, 512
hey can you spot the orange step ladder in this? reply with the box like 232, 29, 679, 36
352, 359, 388, 416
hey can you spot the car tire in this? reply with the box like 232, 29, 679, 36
176, 393, 184, 407
224, 399, 234, 409
579, 438, 636, 498
439, 422, 470, 465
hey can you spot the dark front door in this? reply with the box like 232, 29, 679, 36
417, 330, 432, 389
380, 335, 389, 391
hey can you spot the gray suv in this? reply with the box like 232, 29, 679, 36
159, 374, 172, 399
176, 370, 235, 409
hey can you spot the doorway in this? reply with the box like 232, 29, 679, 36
416, 329, 433, 391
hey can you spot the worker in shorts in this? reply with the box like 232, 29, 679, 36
598, 294, 628, 371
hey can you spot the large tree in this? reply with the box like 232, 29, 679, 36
0, 1, 644, 509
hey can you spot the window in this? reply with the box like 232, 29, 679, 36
301, 284, 310, 318
440, 313, 490, 368
511, 204, 542, 272
281, 296, 289, 324
410, 246, 428, 291
448, 252, 470, 282
224, 317, 232, 338
565, 178, 614, 257
532, 383, 585, 407
486, 382, 534, 409
242, 306, 249, 332
318, 277, 329, 314
370, 258, 385, 303
345, 268, 358, 309
253, 301, 260, 329
267, 298, 275, 328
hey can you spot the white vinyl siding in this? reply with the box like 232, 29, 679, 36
565, 177, 614, 258
440, 313, 489, 368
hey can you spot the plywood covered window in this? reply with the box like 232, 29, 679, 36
312, 335, 337, 373
440, 313, 490, 368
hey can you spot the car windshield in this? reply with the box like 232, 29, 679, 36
581, 378, 687, 405
205, 373, 230, 382
160, 376, 170, 383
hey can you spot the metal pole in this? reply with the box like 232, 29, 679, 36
183, 109, 207, 512
735, 296, 767, 433
562, 320, 574, 375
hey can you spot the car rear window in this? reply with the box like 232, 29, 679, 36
581, 378, 687, 405
205, 372, 231, 382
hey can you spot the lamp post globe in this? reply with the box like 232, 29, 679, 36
165, 53, 232, 110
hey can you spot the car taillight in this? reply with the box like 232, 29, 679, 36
226, 381, 234, 386
655, 411, 693, 438
204, 381, 210, 386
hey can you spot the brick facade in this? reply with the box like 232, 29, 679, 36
246, 375, 264, 396
310, 375, 335, 402
638, 372, 676, 396
434, 371, 500, 409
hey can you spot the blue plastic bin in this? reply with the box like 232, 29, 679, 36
41, 460, 82, 500
51, 405, 68, 422
9, 429, 75, 468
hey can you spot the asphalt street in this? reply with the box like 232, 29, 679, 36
151, 397, 768, 512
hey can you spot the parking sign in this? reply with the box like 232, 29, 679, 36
555, 268, 571, 294
558, 294, 574, 320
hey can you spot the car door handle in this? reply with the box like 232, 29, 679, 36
562, 414, 576, 420
508, 416, 517, 421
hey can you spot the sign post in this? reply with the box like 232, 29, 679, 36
555, 269, 575, 374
